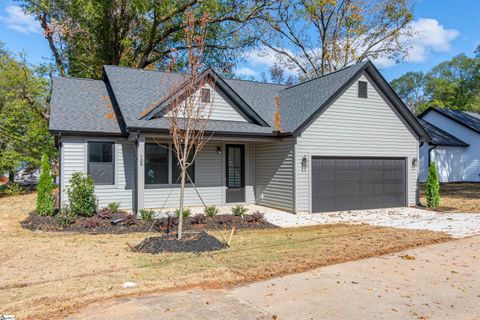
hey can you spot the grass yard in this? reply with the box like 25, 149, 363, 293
420, 183, 480, 213
1, 193, 450, 320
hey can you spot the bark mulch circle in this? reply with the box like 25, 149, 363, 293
135, 231, 226, 253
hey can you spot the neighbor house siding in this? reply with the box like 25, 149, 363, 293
144, 141, 256, 208
61, 136, 134, 209
254, 138, 295, 212
421, 111, 480, 182
295, 73, 419, 212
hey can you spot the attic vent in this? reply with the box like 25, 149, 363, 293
358, 81, 368, 98
201, 88, 211, 103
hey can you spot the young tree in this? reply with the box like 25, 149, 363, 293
257, 0, 414, 79
165, 12, 214, 240
426, 162, 440, 208
36, 154, 54, 216
21, 0, 271, 78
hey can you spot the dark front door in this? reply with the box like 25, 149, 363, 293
226, 144, 245, 203
311, 157, 407, 212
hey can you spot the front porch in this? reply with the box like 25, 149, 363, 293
134, 135, 291, 212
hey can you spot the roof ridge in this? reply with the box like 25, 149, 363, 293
225, 77, 289, 86
53, 76, 104, 82
104, 64, 189, 76
281, 61, 368, 92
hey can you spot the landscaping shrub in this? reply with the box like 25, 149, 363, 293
96, 207, 113, 220
191, 213, 206, 225
4, 183, 24, 196
426, 162, 441, 208
122, 214, 136, 226
84, 217, 102, 229
107, 202, 121, 213
57, 207, 75, 228
217, 215, 234, 226
140, 208, 155, 221
36, 154, 54, 216
231, 204, 248, 217
245, 211, 265, 224
67, 172, 97, 217
175, 208, 192, 219
204, 205, 219, 217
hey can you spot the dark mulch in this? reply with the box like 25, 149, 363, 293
136, 231, 225, 253
21, 212, 276, 234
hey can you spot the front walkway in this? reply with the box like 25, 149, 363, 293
70, 236, 480, 320
262, 207, 480, 238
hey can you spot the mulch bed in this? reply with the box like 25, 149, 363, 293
21, 212, 276, 234
135, 231, 225, 253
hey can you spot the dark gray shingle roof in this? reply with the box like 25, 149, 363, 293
279, 62, 368, 133
429, 108, 480, 134
418, 119, 469, 147
49, 77, 123, 134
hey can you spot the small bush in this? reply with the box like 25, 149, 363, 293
58, 207, 75, 228
84, 217, 102, 229
175, 207, 192, 219
122, 214, 136, 226
36, 154, 55, 216
231, 204, 248, 217
191, 213, 206, 225
217, 215, 234, 226
67, 172, 97, 217
245, 211, 265, 224
4, 183, 24, 196
107, 202, 121, 213
140, 208, 155, 221
426, 162, 440, 208
204, 205, 219, 217
96, 207, 113, 220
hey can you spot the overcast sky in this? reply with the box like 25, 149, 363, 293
0, 0, 478, 81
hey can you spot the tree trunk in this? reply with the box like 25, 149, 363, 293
8, 171, 15, 183
177, 168, 186, 240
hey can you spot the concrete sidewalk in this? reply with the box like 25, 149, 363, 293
70, 236, 480, 320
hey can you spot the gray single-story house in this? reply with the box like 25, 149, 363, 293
49, 61, 429, 214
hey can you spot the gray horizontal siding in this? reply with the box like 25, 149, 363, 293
61, 136, 134, 209
254, 139, 295, 212
295, 73, 419, 212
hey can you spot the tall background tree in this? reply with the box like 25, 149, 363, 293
0, 44, 55, 181
256, 0, 414, 79
392, 46, 480, 114
20, 0, 271, 78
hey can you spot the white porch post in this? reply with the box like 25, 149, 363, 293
136, 135, 145, 212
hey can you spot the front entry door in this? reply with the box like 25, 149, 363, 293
226, 144, 245, 203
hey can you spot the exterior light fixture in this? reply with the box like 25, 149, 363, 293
302, 155, 308, 171
412, 157, 418, 170
217, 146, 222, 155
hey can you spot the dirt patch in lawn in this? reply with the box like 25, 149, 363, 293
21, 212, 275, 234
420, 182, 480, 213
1, 193, 451, 320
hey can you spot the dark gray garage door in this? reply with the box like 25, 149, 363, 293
312, 157, 407, 213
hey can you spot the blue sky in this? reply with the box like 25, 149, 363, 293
0, 0, 479, 81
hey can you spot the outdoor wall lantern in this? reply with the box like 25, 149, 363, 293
411, 157, 418, 170
302, 155, 308, 171
217, 146, 222, 155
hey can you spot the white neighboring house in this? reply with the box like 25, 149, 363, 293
419, 108, 480, 183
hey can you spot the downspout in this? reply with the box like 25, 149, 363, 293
428, 144, 437, 166
58, 133, 62, 209
133, 132, 139, 215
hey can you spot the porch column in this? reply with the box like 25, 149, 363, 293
136, 135, 145, 213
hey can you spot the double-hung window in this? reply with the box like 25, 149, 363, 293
145, 143, 169, 185
88, 142, 115, 185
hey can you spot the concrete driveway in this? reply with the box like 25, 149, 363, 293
70, 236, 480, 320
264, 207, 480, 238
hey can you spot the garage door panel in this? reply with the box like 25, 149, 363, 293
312, 157, 406, 212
